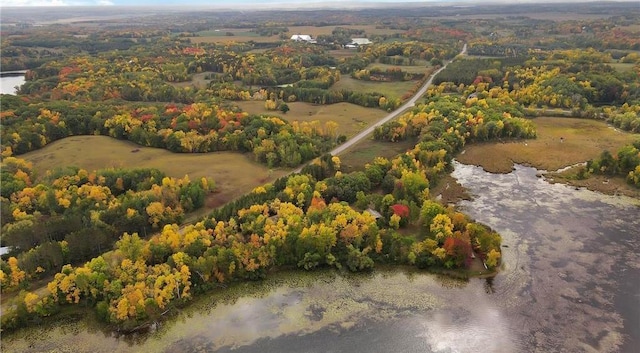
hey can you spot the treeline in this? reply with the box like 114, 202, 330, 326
352, 67, 424, 82
250, 25, 289, 37
0, 99, 336, 168
315, 26, 366, 46
467, 43, 529, 57
267, 86, 402, 110
604, 106, 640, 133
583, 140, 640, 187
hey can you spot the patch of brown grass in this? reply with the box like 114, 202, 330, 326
328, 49, 359, 59
457, 117, 639, 173
456, 117, 640, 197
233, 101, 387, 137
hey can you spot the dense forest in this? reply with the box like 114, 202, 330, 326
1, 2, 639, 332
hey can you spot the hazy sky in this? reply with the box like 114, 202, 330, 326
3, 0, 636, 6
3, 0, 426, 6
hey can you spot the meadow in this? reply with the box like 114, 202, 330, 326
330, 76, 417, 101
456, 117, 640, 197
21, 136, 289, 210
233, 101, 387, 137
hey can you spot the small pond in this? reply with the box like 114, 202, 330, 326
0, 72, 26, 95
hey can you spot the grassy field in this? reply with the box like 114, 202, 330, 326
330, 76, 417, 100
234, 101, 387, 137
366, 62, 431, 74
610, 62, 635, 73
456, 117, 639, 173
21, 136, 289, 210
188, 28, 280, 44
456, 117, 640, 197
328, 49, 359, 59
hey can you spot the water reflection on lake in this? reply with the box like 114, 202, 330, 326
2, 162, 638, 353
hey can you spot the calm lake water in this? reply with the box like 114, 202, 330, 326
3, 162, 639, 353
0, 74, 26, 95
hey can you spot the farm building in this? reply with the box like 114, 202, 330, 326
350, 38, 372, 45
290, 34, 316, 43
345, 37, 372, 48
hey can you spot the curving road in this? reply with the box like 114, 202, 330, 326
294, 43, 467, 172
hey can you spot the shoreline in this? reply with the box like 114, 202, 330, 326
454, 117, 639, 200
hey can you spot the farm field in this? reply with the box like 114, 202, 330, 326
233, 101, 387, 137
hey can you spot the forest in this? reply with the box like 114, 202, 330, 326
1, 2, 639, 333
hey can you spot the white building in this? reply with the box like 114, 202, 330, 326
290, 35, 316, 44
350, 38, 372, 46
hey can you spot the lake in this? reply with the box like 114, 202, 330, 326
0, 73, 26, 95
2, 162, 639, 352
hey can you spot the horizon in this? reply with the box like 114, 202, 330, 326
2, 0, 638, 7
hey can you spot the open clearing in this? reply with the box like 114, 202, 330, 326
21, 136, 289, 208
330, 76, 417, 100
610, 62, 635, 73
169, 72, 214, 89
366, 62, 431, 74
329, 49, 359, 59
234, 101, 387, 137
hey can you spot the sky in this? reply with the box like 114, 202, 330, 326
3, 0, 636, 6
3, 0, 419, 6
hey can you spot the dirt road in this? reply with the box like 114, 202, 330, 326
294, 43, 467, 172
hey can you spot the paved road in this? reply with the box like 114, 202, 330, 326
294, 43, 467, 173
